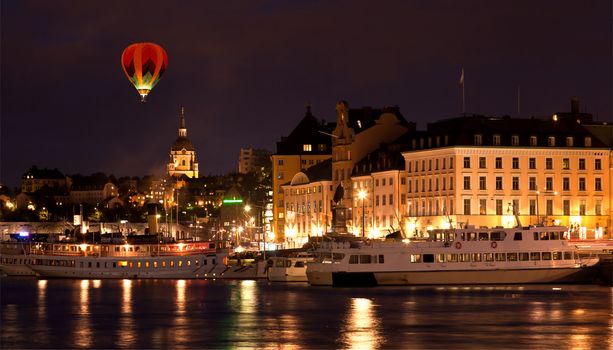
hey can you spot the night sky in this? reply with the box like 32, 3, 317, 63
1, 1, 611, 189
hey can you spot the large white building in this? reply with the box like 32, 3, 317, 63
401, 113, 611, 239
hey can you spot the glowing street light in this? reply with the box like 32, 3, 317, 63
358, 190, 367, 238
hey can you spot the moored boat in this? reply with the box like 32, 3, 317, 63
267, 252, 315, 282
306, 225, 600, 287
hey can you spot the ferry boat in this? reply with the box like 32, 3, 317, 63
306, 225, 601, 287
1, 240, 267, 279
0, 242, 37, 276
267, 252, 315, 282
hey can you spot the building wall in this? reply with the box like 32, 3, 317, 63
272, 154, 331, 241
351, 170, 407, 238
168, 150, 199, 178
402, 147, 611, 238
282, 179, 333, 247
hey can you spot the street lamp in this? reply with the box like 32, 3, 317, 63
358, 190, 367, 238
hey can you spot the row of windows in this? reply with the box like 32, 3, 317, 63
407, 198, 604, 217
463, 157, 602, 171
461, 176, 603, 192
472, 134, 591, 147
410, 251, 581, 263
286, 200, 324, 213
26, 258, 214, 268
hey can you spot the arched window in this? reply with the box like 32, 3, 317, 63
182, 160, 186, 166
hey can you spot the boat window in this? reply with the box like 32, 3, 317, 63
119, 261, 128, 267
286, 260, 292, 267
542, 252, 552, 260
171, 261, 175, 267
446, 254, 458, 262
423, 254, 434, 263
333, 253, 345, 261
137, 262, 141, 268
359, 255, 372, 264
533, 232, 539, 240
560, 232, 568, 240
563, 252, 572, 260
467, 232, 478, 241
514, 232, 522, 241
162, 261, 166, 267
195, 259, 199, 266
378, 255, 384, 264
96, 262, 100, 268
550, 232, 560, 240
212, 259, 216, 265
203, 259, 207, 265
458, 233, 465, 241
484, 253, 494, 262
88, 262, 92, 268
478, 232, 489, 241
209, 243, 215, 249
154, 261, 158, 268
410, 254, 422, 263
294, 261, 305, 268
472, 253, 482, 262
460, 253, 471, 262
519, 253, 529, 261
113, 262, 117, 268
146, 261, 150, 268
530, 252, 541, 261
491, 232, 506, 241
349, 255, 359, 264
552, 252, 562, 260
495, 253, 505, 261
539, 232, 549, 240
436, 254, 445, 263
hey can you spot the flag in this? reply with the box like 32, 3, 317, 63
459, 68, 464, 85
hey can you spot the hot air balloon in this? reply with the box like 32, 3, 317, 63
121, 42, 168, 103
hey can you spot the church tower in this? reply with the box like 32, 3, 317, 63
167, 107, 199, 178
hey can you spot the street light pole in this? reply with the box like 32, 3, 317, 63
358, 190, 366, 238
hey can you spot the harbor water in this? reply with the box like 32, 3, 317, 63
1, 277, 612, 349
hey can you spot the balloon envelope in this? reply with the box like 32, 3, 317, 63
121, 42, 168, 102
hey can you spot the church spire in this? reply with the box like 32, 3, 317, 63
179, 106, 187, 137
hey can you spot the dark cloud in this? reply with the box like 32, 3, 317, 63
1, 0, 611, 188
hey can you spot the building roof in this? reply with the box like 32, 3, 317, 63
345, 105, 414, 135
352, 144, 405, 177
172, 136, 195, 151
275, 105, 335, 155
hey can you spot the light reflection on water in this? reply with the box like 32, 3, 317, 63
1, 279, 611, 349
118, 279, 135, 348
340, 297, 384, 349
74, 279, 92, 348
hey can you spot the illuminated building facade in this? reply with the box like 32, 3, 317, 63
281, 159, 334, 247
167, 107, 199, 178
272, 105, 333, 241
401, 111, 611, 239
331, 101, 413, 231
350, 145, 407, 239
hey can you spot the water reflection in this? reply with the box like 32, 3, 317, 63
173, 280, 189, 348
118, 279, 135, 348
37, 280, 47, 319
340, 298, 383, 349
74, 280, 92, 348
228, 280, 260, 347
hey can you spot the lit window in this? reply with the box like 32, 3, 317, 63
303, 144, 312, 152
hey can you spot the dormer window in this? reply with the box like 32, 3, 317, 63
566, 137, 573, 147
474, 134, 482, 146
584, 137, 592, 147
530, 136, 537, 146
548, 136, 555, 147
303, 144, 312, 152
511, 135, 519, 146
493, 134, 501, 146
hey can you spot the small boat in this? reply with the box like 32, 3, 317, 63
306, 225, 601, 287
0, 242, 37, 276
267, 252, 315, 282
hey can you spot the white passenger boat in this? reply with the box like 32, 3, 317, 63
20, 241, 231, 279
306, 225, 600, 287
267, 252, 315, 282
0, 242, 37, 276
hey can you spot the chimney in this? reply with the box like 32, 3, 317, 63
571, 96, 580, 114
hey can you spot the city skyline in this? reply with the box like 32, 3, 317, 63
2, 1, 611, 188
